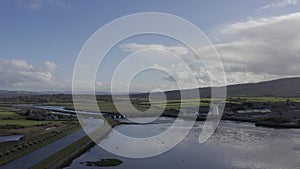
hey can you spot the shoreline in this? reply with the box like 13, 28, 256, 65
33, 104, 300, 129
162, 113, 300, 129
29, 118, 119, 169
27, 115, 300, 169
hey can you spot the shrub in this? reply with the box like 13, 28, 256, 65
263, 116, 291, 123
17, 145, 23, 150
5, 150, 10, 155
10, 148, 16, 153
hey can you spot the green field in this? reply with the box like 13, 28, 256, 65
0, 111, 55, 127
0, 111, 23, 119
0, 119, 52, 127
227, 97, 300, 103
14, 96, 300, 115
44, 96, 300, 113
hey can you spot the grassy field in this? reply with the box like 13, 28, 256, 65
0, 111, 23, 119
230, 97, 300, 103
139, 98, 209, 110
40, 96, 300, 113
1, 119, 54, 127
28, 95, 300, 116
51, 100, 149, 113
0, 111, 59, 127
133, 96, 300, 111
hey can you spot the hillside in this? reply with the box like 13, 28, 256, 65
1, 77, 299, 98
160, 77, 300, 99
0, 90, 39, 97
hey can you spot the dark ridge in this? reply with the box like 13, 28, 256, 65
131, 77, 300, 99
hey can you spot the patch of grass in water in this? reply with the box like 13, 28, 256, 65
85, 158, 123, 167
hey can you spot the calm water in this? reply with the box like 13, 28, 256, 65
0, 135, 23, 143
65, 118, 300, 169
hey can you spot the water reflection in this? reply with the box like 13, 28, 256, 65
81, 117, 104, 134
66, 118, 300, 169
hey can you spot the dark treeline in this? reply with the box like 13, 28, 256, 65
0, 94, 117, 103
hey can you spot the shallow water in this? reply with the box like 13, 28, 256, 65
0, 135, 23, 143
65, 118, 300, 169
33, 105, 72, 112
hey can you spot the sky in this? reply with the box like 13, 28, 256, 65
0, 0, 300, 92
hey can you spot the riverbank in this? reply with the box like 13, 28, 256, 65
34, 103, 300, 129
66, 118, 300, 169
162, 113, 300, 129
30, 118, 119, 169
223, 116, 300, 129
255, 121, 300, 128
0, 108, 80, 166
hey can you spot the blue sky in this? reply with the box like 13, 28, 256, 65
1, 0, 300, 91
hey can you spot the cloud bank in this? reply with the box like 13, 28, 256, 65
120, 12, 300, 88
258, 0, 299, 11
2, 12, 300, 91
0, 59, 58, 90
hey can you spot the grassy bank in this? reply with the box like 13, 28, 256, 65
0, 123, 80, 166
0, 109, 81, 166
30, 118, 118, 169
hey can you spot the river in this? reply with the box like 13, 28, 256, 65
65, 118, 300, 169
19, 105, 300, 168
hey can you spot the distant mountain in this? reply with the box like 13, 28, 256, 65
0, 90, 40, 96
161, 77, 300, 99
1, 77, 299, 98
225, 77, 300, 97
0, 90, 144, 96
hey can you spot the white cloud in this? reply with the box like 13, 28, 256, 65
258, 0, 299, 11
219, 12, 300, 76
140, 62, 209, 90
4, 12, 299, 92
120, 43, 190, 57
0, 59, 58, 90
119, 12, 300, 87
20, 0, 69, 10
6, 59, 35, 71
44, 61, 57, 72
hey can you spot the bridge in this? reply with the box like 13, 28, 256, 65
101, 112, 126, 119
38, 107, 126, 119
